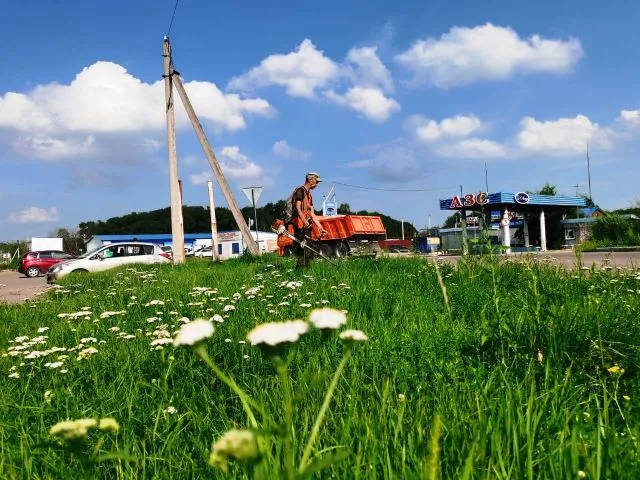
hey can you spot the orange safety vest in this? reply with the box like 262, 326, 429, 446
291, 186, 313, 229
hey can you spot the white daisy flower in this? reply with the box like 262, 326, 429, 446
173, 319, 214, 347
247, 320, 309, 348
339, 329, 368, 343
309, 308, 347, 330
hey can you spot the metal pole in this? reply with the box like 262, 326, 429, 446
252, 190, 260, 251
587, 143, 593, 202
207, 181, 220, 262
163, 36, 185, 264
460, 184, 467, 255
484, 162, 489, 193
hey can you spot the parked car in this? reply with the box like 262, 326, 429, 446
18, 250, 76, 278
46, 242, 171, 283
194, 246, 213, 258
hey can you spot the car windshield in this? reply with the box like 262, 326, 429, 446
78, 245, 107, 258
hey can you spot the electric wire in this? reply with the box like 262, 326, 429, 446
167, 0, 180, 36
330, 181, 459, 193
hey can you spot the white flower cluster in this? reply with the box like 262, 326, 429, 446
49, 417, 119, 440
209, 429, 259, 472
173, 319, 214, 346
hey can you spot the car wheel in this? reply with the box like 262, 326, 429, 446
25, 266, 41, 278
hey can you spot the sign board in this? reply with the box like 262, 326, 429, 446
323, 201, 337, 216
490, 210, 501, 221
449, 192, 488, 209
514, 192, 530, 204
218, 231, 242, 242
242, 187, 263, 205
500, 218, 509, 227
466, 216, 479, 225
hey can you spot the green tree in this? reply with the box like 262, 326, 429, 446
337, 203, 351, 214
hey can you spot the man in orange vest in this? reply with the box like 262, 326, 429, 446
290, 172, 327, 267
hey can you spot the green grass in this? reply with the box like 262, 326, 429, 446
1, 255, 639, 479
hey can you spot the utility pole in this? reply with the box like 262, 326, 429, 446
163, 36, 185, 264
484, 162, 489, 193
207, 181, 220, 262
460, 184, 467, 255
586, 143, 593, 202
171, 74, 259, 255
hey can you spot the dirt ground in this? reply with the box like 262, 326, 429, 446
0, 270, 50, 305
1, 250, 638, 305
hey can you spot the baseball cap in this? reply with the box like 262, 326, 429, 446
306, 172, 322, 182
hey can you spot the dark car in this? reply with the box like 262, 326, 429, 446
18, 250, 76, 278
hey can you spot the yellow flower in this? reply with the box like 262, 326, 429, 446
623, 395, 631, 401
608, 365, 625, 375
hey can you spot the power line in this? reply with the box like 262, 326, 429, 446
167, 0, 180, 36
330, 181, 458, 193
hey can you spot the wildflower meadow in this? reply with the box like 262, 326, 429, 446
1, 255, 639, 478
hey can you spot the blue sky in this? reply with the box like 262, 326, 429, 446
1, 0, 639, 241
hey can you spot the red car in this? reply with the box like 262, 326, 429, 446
18, 250, 76, 278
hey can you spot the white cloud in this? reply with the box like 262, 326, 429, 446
190, 146, 266, 186
12, 135, 97, 160
342, 159, 372, 169
227, 39, 340, 99
8, 206, 60, 224
516, 115, 613, 155
345, 46, 394, 92
272, 140, 311, 161
325, 87, 400, 123
396, 23, 583, 87
227, 39, 399, 123
0, 61, 275, 160
406, 114, 484, 142
619, 109, 640, 127
436, 138, 507, 158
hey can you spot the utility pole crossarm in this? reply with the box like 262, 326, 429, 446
171, 73, 259, 255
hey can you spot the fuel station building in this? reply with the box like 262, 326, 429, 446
439, 191, 587, 253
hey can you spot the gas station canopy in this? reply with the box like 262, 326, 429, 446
439, 191, 587, 211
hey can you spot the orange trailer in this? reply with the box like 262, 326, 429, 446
274, 215, 386, 257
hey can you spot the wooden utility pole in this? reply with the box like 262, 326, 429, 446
163, 36, 185, 264
172, 74, 259, 255
207, 181, 221, 262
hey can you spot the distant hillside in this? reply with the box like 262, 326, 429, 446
78, 202, 416, 240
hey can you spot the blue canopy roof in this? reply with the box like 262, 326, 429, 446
439, 192, 587, 210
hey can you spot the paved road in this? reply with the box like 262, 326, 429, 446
0, 271, 50, 304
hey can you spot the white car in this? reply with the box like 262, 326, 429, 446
194, 246, 214, 257
46, 242, 171, 283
